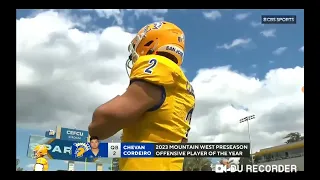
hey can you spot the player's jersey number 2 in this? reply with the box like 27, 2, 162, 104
144, 59, 158, 74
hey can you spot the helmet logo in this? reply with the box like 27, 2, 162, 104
152, 22, 163, 30
178, 34, 185, 43
142, 22, 164, 37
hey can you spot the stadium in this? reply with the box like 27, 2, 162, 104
254, 139, 304, 171
16, 9, 304, 171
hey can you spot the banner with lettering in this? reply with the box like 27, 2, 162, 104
60, 127, 89, 142
26, 135, 111, 164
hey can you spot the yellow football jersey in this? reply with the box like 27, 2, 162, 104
34, 157, 48, 171
119, 55, 195, 171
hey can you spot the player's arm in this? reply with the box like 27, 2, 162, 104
88, 75, 163, 140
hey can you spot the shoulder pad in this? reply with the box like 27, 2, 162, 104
130, 55, 177, 86
37, 158, 47, 164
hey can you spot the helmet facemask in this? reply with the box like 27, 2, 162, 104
32, 145, 47, 159
33, 149, 43, 159
126, 34, 143, 77
32, 150, 38, 159
125, 31, 159, 77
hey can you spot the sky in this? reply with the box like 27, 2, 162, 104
16, 9, 304, 171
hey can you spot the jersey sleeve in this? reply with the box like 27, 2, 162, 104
130, 56, 177, 86
36, 158, 47, 165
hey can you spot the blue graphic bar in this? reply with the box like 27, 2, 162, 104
121, 143, 155, 158
28, 136, 250, 160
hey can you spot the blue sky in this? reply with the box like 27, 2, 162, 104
16, 9, 304, 171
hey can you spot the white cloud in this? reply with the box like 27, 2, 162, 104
203, 10, 222, 21
272, 47, 287, 55
299, 46, 304, 52
17, 10, 133, 130
190, 66, 304, 152
216, 38, 252, 50
79, 15, 92, 24
17, 10, 304, 154
126, 9, 168, 22
260, 29, 276, 38
250, 21, 264, 28
127, 9, 168, 16
81, 9, 124, 25
234, 12, 251, 21
83, 9, 168, 23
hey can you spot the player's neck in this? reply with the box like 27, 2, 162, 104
91, 149, 99, 155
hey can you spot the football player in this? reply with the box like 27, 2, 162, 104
89, 21, 195, 171
85, 136, 107, 158
33, 145, 49, 171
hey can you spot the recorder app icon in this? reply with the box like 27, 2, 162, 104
215, 164, 227, 173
